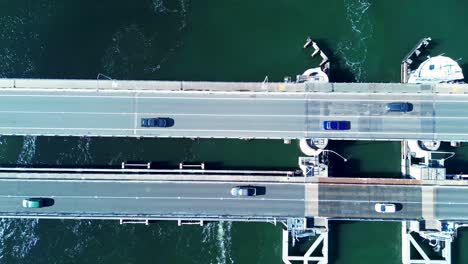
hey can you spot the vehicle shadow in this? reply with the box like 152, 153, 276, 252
395, 203, 404, 212
163, 118, 175, 127
254, 186, 266, 196
41, 198, 55, 207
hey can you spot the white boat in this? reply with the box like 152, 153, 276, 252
296, 67, 329, 83
408, 55, 464, 84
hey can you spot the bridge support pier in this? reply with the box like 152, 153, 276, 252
178, 219, 204, 226
119, 219, 149, 225
282, 218, 328, 264
282, 230, 328, 264
402, 221, 452, 264
121, 161, 151, 169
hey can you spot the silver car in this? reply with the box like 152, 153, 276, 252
230, 186, 257, 196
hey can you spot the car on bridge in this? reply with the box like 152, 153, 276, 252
323, 121, 351, 130
141, 118, 174, 128
230, 186, 257, 196
22, 198, 44, 208
22, 198, 54, 208
386, 102, 413, 113
374, 203, 396, 213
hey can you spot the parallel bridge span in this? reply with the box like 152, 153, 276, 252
1, 168, 468, 221
1, 78, 468, 141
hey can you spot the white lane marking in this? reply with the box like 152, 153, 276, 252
0, 110, 467, 119
318, 199, 468, 206
0, 126, 301, 133
0, 94, 307, 100
0, 178, 308, 186
133, 94, 138, 135
8, 194, 468, 206
1, 194, 304, 202
3, 93, 468, 103
0, 111, 307, 116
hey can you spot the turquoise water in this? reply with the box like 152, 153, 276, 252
0, 0, 467, 263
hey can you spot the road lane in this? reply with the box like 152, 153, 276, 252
0, 180, 305, 217
318, 184, 422, 219
435, 186, 468, 219
0, 178, 467, 220
0, 90, 467, 139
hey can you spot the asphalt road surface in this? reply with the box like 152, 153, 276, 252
1, 90, 468, 140
318, 184, 422, 219
2, 178, 468, 220
0, 180, 305, 218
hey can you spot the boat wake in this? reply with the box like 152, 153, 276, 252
336, 0, 373, 82
152, 0, 186, 15
52, 137, 93, 166
17, 136, 37, 165
202, 222, 234, 264
75, 137, 93, 164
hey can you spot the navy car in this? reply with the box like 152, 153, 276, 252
141, 118, 173, 128
386, 102, 413, 113
323, 121, 351, 130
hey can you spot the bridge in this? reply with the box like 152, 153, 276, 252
1, 78, 468, 141
2, 167, 468, 221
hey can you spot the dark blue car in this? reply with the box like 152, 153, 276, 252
141, 118, 174, 128
323, 121, 351, 130
386, 102, 413, 112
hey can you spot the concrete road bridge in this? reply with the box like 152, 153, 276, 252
1, 78, 468, 141
0, 167, 467, 222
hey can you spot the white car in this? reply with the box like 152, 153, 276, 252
374, 203, 396, 213
230, 186, 257, 196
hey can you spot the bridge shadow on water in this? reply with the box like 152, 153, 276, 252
325, 141, 402, 178
407, 38, 439, 67
460, 63, 468, 83
311, 39, 356, 83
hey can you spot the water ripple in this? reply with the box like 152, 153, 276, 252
0, 218, 39, 261
202, 222, 234, 264
16, 136, 37, 165
337, 0, 373, 82
101, 0, 189, 78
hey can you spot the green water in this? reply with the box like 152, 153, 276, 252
0, 0, 468, 263
328, 141, 401, 178
330, 221, 401, 264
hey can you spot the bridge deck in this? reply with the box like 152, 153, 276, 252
1, 78, 468, 141
0, 169, 467, 221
